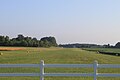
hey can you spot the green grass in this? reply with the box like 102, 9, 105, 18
0, 47, 120, 80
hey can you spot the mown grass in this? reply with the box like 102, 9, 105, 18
0, 47, 120, 80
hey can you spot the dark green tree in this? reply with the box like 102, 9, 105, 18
40, 36, 58, 47
16, 34, 24, 41
0, 36, 5, 46
4, 36, 10, 46
20, 40, 28, 46
115, 42, 120, 48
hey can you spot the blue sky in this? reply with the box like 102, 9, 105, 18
0, 0, 120, 45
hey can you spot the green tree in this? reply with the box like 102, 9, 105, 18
0, 36, 5, 46
16, 34, 24, 41
4, 36, 10, 46
20, 40, 28, 46
40, 36, 58, 47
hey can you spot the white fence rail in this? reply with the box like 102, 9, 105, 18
0, 60, 120, 80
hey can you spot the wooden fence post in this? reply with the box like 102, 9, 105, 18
40, 60, 44, 80
94, 60, 98, 80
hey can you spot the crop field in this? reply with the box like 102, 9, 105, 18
83, 48, 120, 53
83, 48, 120, 56
0, 47, 120, 80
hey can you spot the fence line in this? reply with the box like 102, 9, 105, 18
0, 60, 120, 80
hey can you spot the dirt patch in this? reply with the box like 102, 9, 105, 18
0, 47, 25, 51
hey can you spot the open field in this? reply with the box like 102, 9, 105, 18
0, 47, 120, 80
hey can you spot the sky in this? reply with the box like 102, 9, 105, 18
0, 0, 120, 45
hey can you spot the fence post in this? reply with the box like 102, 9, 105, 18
40, 60, 44, 80
93, 60, 98, 80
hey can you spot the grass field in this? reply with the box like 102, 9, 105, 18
0, 47, 120, 80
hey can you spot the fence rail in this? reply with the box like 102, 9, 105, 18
0, 60, 120, 80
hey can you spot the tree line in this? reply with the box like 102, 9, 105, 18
59, 43, 102, 48
59, 42, 120, 48
0, 34, 58, 47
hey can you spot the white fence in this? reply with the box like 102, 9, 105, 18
0, 60, 120, 80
